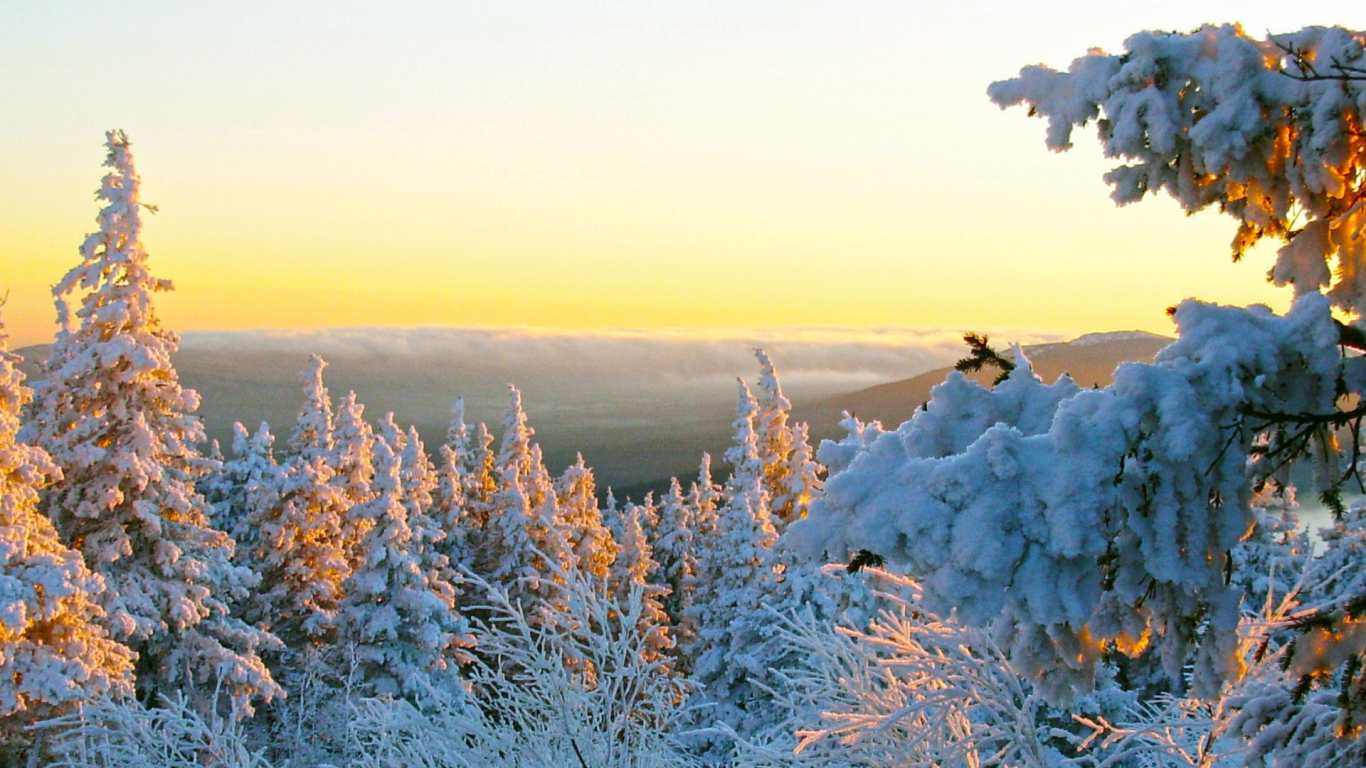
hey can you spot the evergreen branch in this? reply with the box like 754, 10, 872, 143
1337, 319, 1366, 352
1239, 402, 1366, 427
846, 549, 885, 574
1272, 38, 1366, 82
954, 332, 1016, 386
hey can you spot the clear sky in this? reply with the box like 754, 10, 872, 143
2, 1, 1362, 348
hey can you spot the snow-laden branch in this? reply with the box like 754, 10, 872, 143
989, 25, 1366, 319
791, 294, 1350, 702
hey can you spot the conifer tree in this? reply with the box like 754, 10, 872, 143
0, 314, 133, 738
606, 505, 672, 664
377, 411, 406, 454
748, 349, 824, 529
290, 355, 335, 463
433, 401, 478, 585
434, 400, 473, 531
555, 453, 615, 581
331, 392, 376, 567
752, 349, 797, 523
246, 357, 350, 649
23, 131, 278, 709
479, 440, 572, 629
336, 439, 466, 698
497, 385, 536, 483
399, 425, 457, 614
444, 397, 473, 467
686, 381, 780, 739
465, 422, 498, 532
651, 477, 697, 650
781, 421, 823, 522
636, 491, 660, 532
688, 453, 722, 544
434, 401, 497, 584
398, 426, 439, 542
481, 465, 554, 621
211, 422, 283, 558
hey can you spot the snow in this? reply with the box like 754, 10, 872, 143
791, 294, 1345, 702
20, 38, 1366, 760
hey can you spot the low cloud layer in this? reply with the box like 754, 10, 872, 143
180, 325, 1074, 386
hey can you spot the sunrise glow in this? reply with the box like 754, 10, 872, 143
5, 2, 1348, 347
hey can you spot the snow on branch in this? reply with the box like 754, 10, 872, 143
989, 25, 1366, 319
790, 293, 1349, 703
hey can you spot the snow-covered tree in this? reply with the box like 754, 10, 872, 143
605, 504, 672, 664
208, 423, 283, 558
289, 355, 335, 463
555, 453, 615, 581
336, 439, 466, 699
331, 392, 376, 567
497, 385, 536, 485
0, 315, 132, 742
975, 22, 1366, 724
687, 380, 781, 744
348, 567, 691, 768
480, 461, 569, 628
397, 428, 440, 554
466, 422, 498, 529
688, 453, 722, 544
751, 349, 798, 525
433, 400, 473, 556
481, 465, 537, 591
780, 422, 822, 522
376, 412, 405, 455
246, 357, 350, 650
651, 478, 698, 649
23, 131, 278, 709
792, 309, 1342, 703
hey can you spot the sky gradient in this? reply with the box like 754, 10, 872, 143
3, 1, 1362, 348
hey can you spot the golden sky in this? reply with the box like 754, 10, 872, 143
4, 1, 1360, 348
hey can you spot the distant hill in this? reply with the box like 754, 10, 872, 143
792, 331, 1172, 441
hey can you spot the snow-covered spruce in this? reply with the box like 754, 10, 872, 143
244, 356, 349, 651
651, 477, 699, 658
331, 391, 376, 569
396, 425, 457, 615
0, 312, 132, 742
335, 439, 468, 699
22, 131, 279, 710
205, 423, 283, 561
433, 398, 499, 591
792, 294, 1349, 702
556, 453, 616, 581
605, 502, 672, 665
686, 380, 782, 747
751, 349, 820, 530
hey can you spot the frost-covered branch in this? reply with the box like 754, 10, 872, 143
735, 568, 1055, 768
989, 26, 1366, 319
347, 564, 694, 768
791, 294, 1348, 702
38, 693, 270, 768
